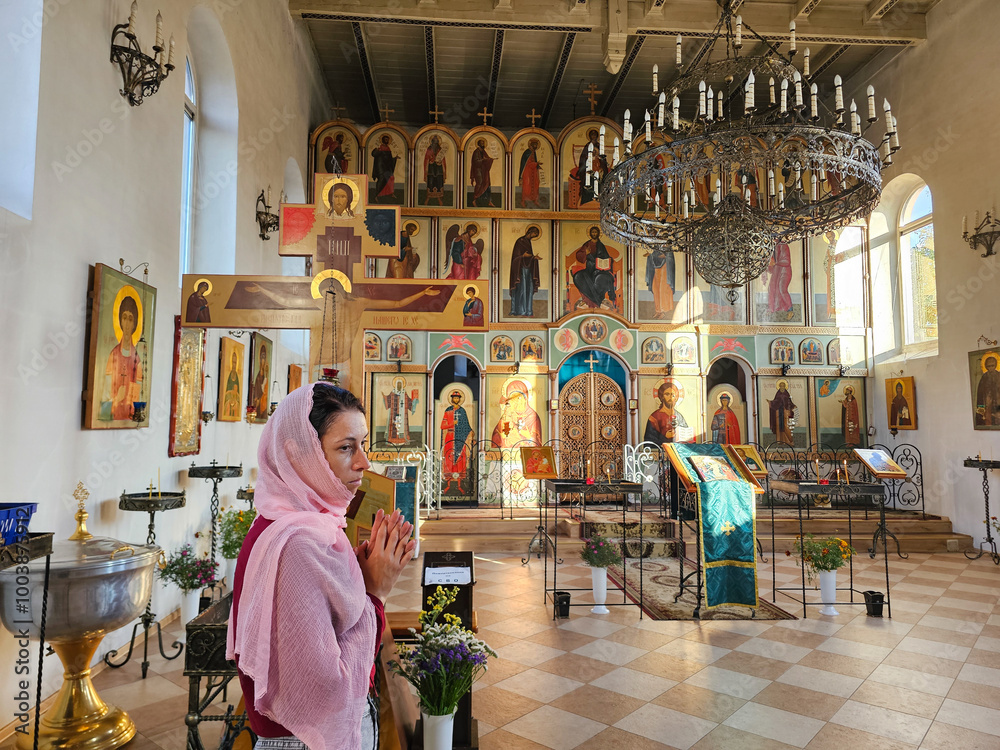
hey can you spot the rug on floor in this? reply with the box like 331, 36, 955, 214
607, 557, 797, 621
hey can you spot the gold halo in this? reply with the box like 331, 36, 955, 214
981, 351, 1000, 373
464, 284, 480, 297
448, 389, 465, 405
502, 377, 531, 401
525, 223, 542, 236
657, 378, 684, 405
321, 177, 361, 212
112, 285, 143, 346
392, 376, 406, 390
587, 224, 601, 237
192, 278, 213, 295
402, 220, 420, 238
717, 390, 734, 406
893, 379, 905, 391
461, 221, 483, 238
776, 379, 789, 390
311, 269, 352, 298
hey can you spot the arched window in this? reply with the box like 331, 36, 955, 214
898, 184, 936, 344
178, 56, 197, 283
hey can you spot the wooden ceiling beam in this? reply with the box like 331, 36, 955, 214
793, 0, 826, 18
541, 32, 577, 130
351, 22, 382, 124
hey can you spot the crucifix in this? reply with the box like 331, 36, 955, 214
379, 104, 395, 122
477, 108, 493, 126
182, 173, 490, 395
526, 108, 541, 127
584, 83, 603, 116
331, 102, 346, 119
585, 353, 601, 372
429, 107, 444, 124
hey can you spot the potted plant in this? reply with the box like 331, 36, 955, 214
158, 544, 218, 624
789, 534, 855, 615
219, 505, 256, 586
389, 586, 496, 750
579, 534, 623, 615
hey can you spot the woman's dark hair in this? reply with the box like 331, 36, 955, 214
309, 384, 365, 438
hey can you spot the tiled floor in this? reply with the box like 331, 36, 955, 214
4, 550, 999, 750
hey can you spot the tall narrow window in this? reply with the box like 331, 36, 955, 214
898, 184, 936, 344
178, 57, 198, 284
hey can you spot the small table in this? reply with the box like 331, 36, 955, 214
188, 461, 243, 565
104, 491, 186, 677
963, 458, 1000, 564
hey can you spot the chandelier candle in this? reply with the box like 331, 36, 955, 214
717, 95, 723, 120
745, 71, 755, 112
672, 97, 680, 130
834, 75, 844, 112
653, 64, 658, 95
810, 84, 819, 120
781, 78, 788, 113
803, 48, 810, 77
867, 85, 877, 121
658, 93, 666, 126
676, 35, 682, 67
735, 15, 742, 47
789, 20, 796, 52
883, 100, 893, 132
599, 125, 605, 154
699, 81, 706, 117
794, 71, 803, 108
769, 77, 776, 105
707, 87, 715, 121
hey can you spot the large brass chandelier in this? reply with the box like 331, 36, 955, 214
598, 0, 900, 288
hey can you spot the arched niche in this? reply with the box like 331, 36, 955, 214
432, 354, 482, 506
704, 355, 753, 445
187, 4, 238, 275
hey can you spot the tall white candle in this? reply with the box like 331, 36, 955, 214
883, 99, 892, 132
735, 15, 742, 47
811, 173, 818, 201
666, 178, 673, 206
810, 83, 818, 119
167, 35, 175, 66
789, 21, 796, 52
613, 138, 620, 166
672, 96, 680, 130
768, 169, 775, 197
850, 100, 860, 134
794, 71, 803, 108
599, 124, 606, 154
654, 200, 660, 219
867, 85, 876, 121
653, 64, 659, 95
658, 92, 666, 126
707, 86, 715, 121
155, 11, 163, 48
683, 192, 689, 218
645, 110, 651, 142
128, 0, 137, 35
803, 48, 810, 77
746, 70, 755, 112
779, 182, 785, 208
769, 77, 776, 106
623, 108, 630, 138
699, 81, 706, 117
676, 35, 682, 67
781, 79, 788, 113
889, 116, 899, 150
717, 96, 723, 121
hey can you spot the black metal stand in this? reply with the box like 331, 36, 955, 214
964, 458, 1000, 564
540, 479, 645, 618
523, 489, 561, 565
188, 461, 243, 565
673, 483, 705, 620
104, 491, 187, 677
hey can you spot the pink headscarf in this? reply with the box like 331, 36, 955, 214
227, 383, 377, 749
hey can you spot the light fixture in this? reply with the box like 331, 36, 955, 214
245, 405, 257, 424
110, 1, 175, 107
317, 285, 340, 384
599, 0, 900, 288
962, 211, 1000, 257
256, 187, 281, 241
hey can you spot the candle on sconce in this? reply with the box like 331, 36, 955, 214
167, 35, 175, 67
128, 0, 137, 36
267, 186, 272, 206
842, 459, 849, 485
658, 92, 666, 126
882, 99, 892, 132
803, 47, 810, 77
707, 86, 715, 121
789, 20, 796, 52
780, 79, 788, 113
793, 71, 803, 108
652, 63, 659, 95
810, 83, 819, 119
867, 85, 876, 121
963, 215, 968, 235
735, 15, 742, 47
814, 458, 821, 479
769, 77, 776, 106
599, 124, 606, 155
745, 70, 755, 112
676, 35, 682, 67
699, 81, 707, 117
834, 75, 844, 111
889, 116, 899, 150
155, 10, 163, 49
672, 96, 680, 130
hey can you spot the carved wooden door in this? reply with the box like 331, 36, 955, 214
559, 372, 626, 478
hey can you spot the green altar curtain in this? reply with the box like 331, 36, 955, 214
670, 443, 759, 609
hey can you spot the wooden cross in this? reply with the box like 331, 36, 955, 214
429, 107, 444, 124
526, 108, 541, 127
584, 83, 603, 115
720, 521, 736, 536
331, 102, 345, 119
477, 108, 493, 126
585, 353, 600, 372
380, 104, 394, 122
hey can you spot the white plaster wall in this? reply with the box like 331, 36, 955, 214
0, 0, 328, 714
845, 0, 1000, 539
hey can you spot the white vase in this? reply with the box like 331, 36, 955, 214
590, 566, 610, 615
180, 588, 202, 625
817, 569, 839, 616
422, 709, 456, 750
223, 557, 238, 589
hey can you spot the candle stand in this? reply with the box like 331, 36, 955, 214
188, 461, 243, 566
963, 457, 1000, 564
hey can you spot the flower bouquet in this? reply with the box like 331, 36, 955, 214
219, 506, 257, 560
158, 543, 218, 593
788, 534, 855, 584
389, 587, 496, 747
579, 534, 623, 568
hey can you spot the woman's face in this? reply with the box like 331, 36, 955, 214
320, 410, 371, 492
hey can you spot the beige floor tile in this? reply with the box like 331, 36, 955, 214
755, 626, 828, 649
683, 666, 770, 700
681, 627, 752, 650
973, 634, 1000, 652
918, 721, 1000, 750
605, 625, 675, 650
797, 649, 878, 679
626, 651, 706, 681
496, 639, 567, 667
504, 704, 606, 750
572, 637, 649, 665
478, 728, 550, 749
476, 656, 531, 687
525, 627, 597, 651
805, 723, 917, 750
97, 674, 187, 712
957, 662, 1000, 688
946, 678, 1000, 710
723, 702, 825, 748
711, 651, 792, 681
750, 682, 846, 722
966, 648, 1000, 669
614, 703, 718, 750
850, 680, 943, 719
535, 651, 618, 682
485, 617, 556, 639
868, 663, 954, 697
830, 700, 931, 745
574, 726, 681, 750
472, 685, 544, 728
935, 698, 1000, 737
776, 664, 863, 698
590, 666, 678, 701
905, 624, 979, 647
896, 635, 972, 661
127, 694, 193, 737
653, 683, 746, 723
736, 637, 811, 663
656, 639, 731, 665
691, 724, 799, 750
494, 667, 584, 703
557, 616, 626, 638
881, 649, 963, 677
814, 635, 892, 662
549, 684, 646, 725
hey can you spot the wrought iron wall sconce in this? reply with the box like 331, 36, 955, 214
245, 406, 257, 424
200, 409, 215, 424
838, 364, 848, 376
664, 363, 674, 376
963, 211, 1000, 257
781, 363, 792, 375
512, 360, 521, 374
200, 373, 214, 423
110, 2, 175, 107
227, 330, 247, 339
256, 188, 281, 240
978, 335, 998, 347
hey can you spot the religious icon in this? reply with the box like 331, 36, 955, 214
443, 222, 486, 280
508, 224, 543, 317
84, 264, 157, 430
642, 378, 695, 447
248, 332, 273, 424
754, 240, 803, 323
322, 131, 350, 174
416, 129, 456, 207
579, 317, 608, 345
799, 337, 823, 364
827, 338, 842, 365
438, 386, 476, 495
764, 378, 798, 447
462, 285, 484, 327
373, 374, 423, 447
490, 378, 543, 448
969, 349, 1000, 430
364, 332, 382, 361
732, 444, 766, 475
287, 364, 303, 393
491, 335, 514, 362
671, 336, 697, 365
694, 268, 746, 324
816, 378, 866, 448
562, 223, 622, 313
465, 132, 505, 208
610, 329, 633, 353
168, 317, 205, 457
641, 337, 666, 365
563, 124, 610, 209
709, 390, 741, 445
769, 337, 794, 365
809, 227, 864, 327
554, 327, 579, 353
641, 247, 680, 320
382, 220, 422, 279
853, 448, 908, 479
687, 455, 741, 483
386, 334, 412, 362
520, 335, 544, 362
512, 133, 552, 209
312, 123, 360, 176
367, 130, 404, 204
185, 278, 212, 323
520, 446, 558, 479
324, 177, 360, 219
217, 337, 244, 423
885, 376, 917, 435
